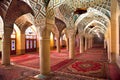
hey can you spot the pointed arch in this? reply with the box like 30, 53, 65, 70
0, 16, 4, 37
84, 20, 107, 32
88, 26, 105, 34
4, 0, 34, 27
75, 7, 110, 29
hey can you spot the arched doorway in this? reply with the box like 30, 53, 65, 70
25, 27, 37, 53
119, 15, 120, 55
10, 29, 16, 55
0, 16, 4, 56
50, 32, 54, 49
0, 37, 2, 56
60, 34, 67, 48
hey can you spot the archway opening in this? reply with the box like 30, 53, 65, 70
119, 16, 120, 56
25, 26, 37, 53
60, 34, 67, 48
10, 24, 21, 55
0, 16, 4, 56
10, 29, 16, 55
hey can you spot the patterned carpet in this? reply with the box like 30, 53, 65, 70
56, 60, 108, 79
0, 45, 120, 80
11, 52, 68, 70
51, 59, 73, 71
75, 53, 108, 62
13, 58, 40, 69
0, 64, 39, 80
50, 46, 109, 79
44, 72, 102, 80
21, 72, 107, 80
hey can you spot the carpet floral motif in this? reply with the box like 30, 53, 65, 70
69, 61, 102, 74
58, 60, 107, 79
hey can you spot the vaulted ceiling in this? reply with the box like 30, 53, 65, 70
53, 0, 111, 37
0, 0, 119, 38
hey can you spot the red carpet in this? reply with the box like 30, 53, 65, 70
57, 60, 108, 79
0, 46, 120, 80
51, 46, 110, 79
10, 50, 69, 70
10, 54, 40, 69
11, 53, 39, 62
71, 61, 102, 73
45, 71, 100, 80
109, 63, 120, 80
14, 58, 40, 69
76, 53, 108, 62
51, 59, 73, 71
0, 64, 39, 80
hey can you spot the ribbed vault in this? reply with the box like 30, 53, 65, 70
15, 13, 34, 32
52, 0, 111, 37
0, 0, 34, 28
2, 0, 120, 38
55, 17, 66, 33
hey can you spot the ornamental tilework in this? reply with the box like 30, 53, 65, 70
54, 0, 65, 8
27, 0, 111, 33
58, 0, 111, 23
29, 0, 46, 19
28, 0, 111, 25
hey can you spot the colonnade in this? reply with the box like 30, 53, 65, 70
0, 20, 109, 78
1, 0, 120, 77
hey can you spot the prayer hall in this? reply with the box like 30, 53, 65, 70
0, 0, 120, 80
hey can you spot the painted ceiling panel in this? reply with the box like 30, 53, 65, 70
55, 17, 66, 33
0, 0, 114, 36
56, 0, 111, 28
29, 0, 46, 19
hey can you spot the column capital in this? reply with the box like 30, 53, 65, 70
4, 27, 13, 35
65, 27, 76, 38
36, 25, 50, 39
53, 24, 60, 38
35, 19, 46, 27
78, 32, 84, 38
84, 34, 91, 38
35, 19, 55, 39
55, 34, 60, 39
